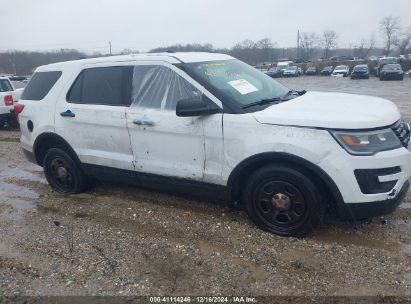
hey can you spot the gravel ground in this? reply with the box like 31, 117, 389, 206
1, 76, 411, 297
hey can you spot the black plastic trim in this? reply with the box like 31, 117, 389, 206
338, 180, 409, 220
22, 148, 36, 164
354, 167, 401, 194
33, 133, 82, 166
227, 152, 345, 208
82, 163, 231, 201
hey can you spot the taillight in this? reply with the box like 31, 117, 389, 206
14, 104, 25, 122
4, 95, 13, 106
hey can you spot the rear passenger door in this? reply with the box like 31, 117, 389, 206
54, 63, 135, 171
126, 63, 206, 180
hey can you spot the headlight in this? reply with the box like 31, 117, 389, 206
330, 129, 402, 155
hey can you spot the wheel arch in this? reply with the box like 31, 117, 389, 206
227, 152, 344, 209
33, 132, 81, 167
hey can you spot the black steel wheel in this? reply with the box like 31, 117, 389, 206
243, 164, 325, 237
43, 148, 88, 194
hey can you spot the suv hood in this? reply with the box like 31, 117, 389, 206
253, 91, 400, 129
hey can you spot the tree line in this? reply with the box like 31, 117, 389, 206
1, 16, 410, 75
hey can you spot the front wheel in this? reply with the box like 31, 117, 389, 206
43, 148, 89, 194
242, 165, 325, 237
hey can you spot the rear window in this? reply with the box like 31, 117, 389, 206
0, 79, 13, 92
21, 71, 62, 100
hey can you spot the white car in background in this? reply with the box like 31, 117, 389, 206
0, 76, 23, 127
332, 65, 350, 77
283, 66, 299, 77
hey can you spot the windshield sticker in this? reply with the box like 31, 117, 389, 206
228, 79, 258, 95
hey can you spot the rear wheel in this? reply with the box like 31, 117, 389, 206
243, 165, 325, 237
43, 148, 89, 194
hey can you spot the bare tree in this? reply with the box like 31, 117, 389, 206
300, 32, 319, 60
379, 16, 401, 56
356, 33, 377, 59
394, 26, 411, 55
322, 30, 338, 59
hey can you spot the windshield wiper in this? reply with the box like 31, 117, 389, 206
281, 89, 306, 100
242, 97, 282, 109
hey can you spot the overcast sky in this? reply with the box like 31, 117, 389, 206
2, 0, 411, 54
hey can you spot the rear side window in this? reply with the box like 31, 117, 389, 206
0, 79, 13, 92
67, 66, 132, 106
21, 71, 62, 100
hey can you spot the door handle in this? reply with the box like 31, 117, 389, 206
60, 110, 75, 117
133, 118, 155, 126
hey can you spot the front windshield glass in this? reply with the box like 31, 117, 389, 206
287, 66, 297, 70
184, 59, 289, 108
385, 64, 401, 70
381, 58, 397, 65
335, 66, 346, 70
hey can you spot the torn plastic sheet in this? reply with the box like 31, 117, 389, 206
130, 65, 201, 110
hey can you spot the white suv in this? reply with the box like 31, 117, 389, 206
18, 52, 411, 237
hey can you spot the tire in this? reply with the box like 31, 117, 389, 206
242, 164, 325, 237
43, 148, 89, 194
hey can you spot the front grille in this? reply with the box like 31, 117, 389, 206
392, 120, 410, 148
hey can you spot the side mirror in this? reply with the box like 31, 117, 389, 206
176, 95, 221, 117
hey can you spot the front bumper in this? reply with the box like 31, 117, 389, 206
337, 180, 409, 220
382, 73, 403, 79
351, 73, 369, 79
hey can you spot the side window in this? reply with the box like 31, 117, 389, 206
21, 71, 62, 100
67, 66, 132, 106
131, 65, 201, 110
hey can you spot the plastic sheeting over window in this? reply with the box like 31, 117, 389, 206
130, 65, 201, 110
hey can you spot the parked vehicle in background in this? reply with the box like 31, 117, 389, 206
375, 57, 398, 77
18, 52, 411, 237
11, 80, 27, 89
277, 61, 293, 74
305, 67, 317, 75
283, 66, 299, 77
265, 67, 283, 78
379, 64, 404, 81
0, 76, 22, 128
332, 65, 350, 77
351, 64, 370, 79
321, 66, 334, 76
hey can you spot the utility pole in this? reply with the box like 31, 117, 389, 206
109, 41, 112, 55
297, 30, 300, 59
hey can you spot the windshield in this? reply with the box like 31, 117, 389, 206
335, 66, 347, 70
354, 66, 368, 71
286, 66, 297, 70
183, 59, 289, 108
381, 58, 398, 65
384, 64, 401, 70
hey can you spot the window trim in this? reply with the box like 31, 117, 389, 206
66, 66, 133, 107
